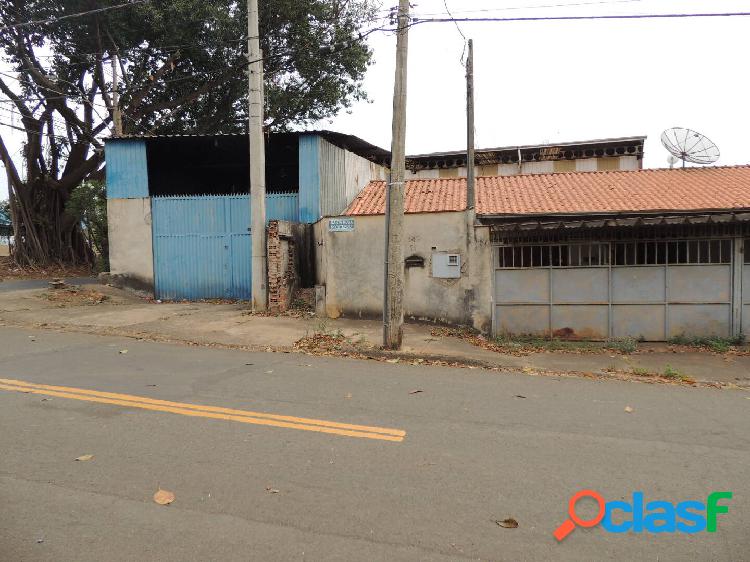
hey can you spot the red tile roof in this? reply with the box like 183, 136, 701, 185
344, 166, 750, 217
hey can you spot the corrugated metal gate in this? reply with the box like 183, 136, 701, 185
152, 194, 298, 300
493, 239, 739, 340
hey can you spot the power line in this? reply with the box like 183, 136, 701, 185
411, 0, 645, 17
442, 0, 467, 42
0, 0, 150, 32
413, 12, 750, 25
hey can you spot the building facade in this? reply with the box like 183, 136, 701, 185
317, 167, 750, 340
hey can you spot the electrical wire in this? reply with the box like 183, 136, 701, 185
410, 0, 645, 17
0, 0, 151, 32
412, 12, 750, 25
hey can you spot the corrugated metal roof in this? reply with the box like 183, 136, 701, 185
345, 165, 750, 217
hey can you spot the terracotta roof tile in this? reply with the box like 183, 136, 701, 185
344, 166, 750, 217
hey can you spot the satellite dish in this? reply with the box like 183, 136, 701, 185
667, 155, 679, 169
661, 127, 720, 168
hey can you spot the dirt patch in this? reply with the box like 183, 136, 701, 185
244, 288, 316, 319
0, 256, 92, 281
38, 287, 109, 307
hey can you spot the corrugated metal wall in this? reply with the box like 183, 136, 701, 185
105, 140, 149, 198
318, 138, 388, 218
319, 138, 347, 217
298, 135, 321, 223
152, 193, 298, 300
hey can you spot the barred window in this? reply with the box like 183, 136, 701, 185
612, 240, 730, 265
497, 243, 609, 268
497, 240, 733, 268
746, 240, 750, 264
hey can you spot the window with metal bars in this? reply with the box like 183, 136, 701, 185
612, 240, 731, 265
497, 239, 733, 268
497, 243, 609, 268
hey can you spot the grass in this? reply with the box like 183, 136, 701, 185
667, 334, 745, 353
492, 334, 639, 354
662, 364, 681, 379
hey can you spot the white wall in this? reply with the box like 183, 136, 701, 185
107, 197, 154, 290
315, 211, 493, 331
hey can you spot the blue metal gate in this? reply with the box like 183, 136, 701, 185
152, 193, 298, 300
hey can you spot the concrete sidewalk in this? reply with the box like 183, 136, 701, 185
0, 284, 748, 387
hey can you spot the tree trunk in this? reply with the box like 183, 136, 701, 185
9, 180, 94, 267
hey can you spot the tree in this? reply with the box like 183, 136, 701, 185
0, 0, 378, 265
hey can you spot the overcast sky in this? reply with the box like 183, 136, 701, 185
2, 0, 749, 199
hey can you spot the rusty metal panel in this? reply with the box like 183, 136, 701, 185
495, 269, 549, 303
495, 305, 549, 335
552, 269, 608, 303
550, 305, 609, 339
667, 265, 731, 302
668, 304, 731, 337
612, 267, 665, 303
612, 305, 666, 340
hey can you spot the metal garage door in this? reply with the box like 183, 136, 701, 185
152, 194, 298, 300
493, 239, 736, 340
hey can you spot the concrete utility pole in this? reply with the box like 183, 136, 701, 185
466, 39, 475, 210
111, 54, 122, 137
248, 0, 267, 311
383, 0, 410, 350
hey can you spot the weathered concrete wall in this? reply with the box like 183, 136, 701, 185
107, 198, 154, 293
314, 211, 493, 332
408, 154, 641, 179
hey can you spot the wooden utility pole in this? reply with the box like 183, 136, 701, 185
466, 39, 475, 209
111, 53, 122, 136
248, 0, 267, 311
383, 0, 410, 350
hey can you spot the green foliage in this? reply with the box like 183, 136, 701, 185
668, 334, 745, 353
493, 334, 639, 354
66, 181, 108, 271
663, 365, 681, 379
1, 0, 377, 133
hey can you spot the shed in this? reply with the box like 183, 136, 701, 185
105, 131, 389, 299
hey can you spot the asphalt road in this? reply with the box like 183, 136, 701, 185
0, 326, 748, 561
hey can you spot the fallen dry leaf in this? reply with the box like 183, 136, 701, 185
514, 395, 527, 399
75, 454, 94, 462
265, 486, 280, 494
119, 349, 128, 355
624, 406, 634, 413
386, 359, 400, 364
345, 393, 352, 399
409, 389, 424, 395
153, 489, 175, 505
495, 518, 519, 529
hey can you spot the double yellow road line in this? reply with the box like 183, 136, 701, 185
0, 378, 405, 442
